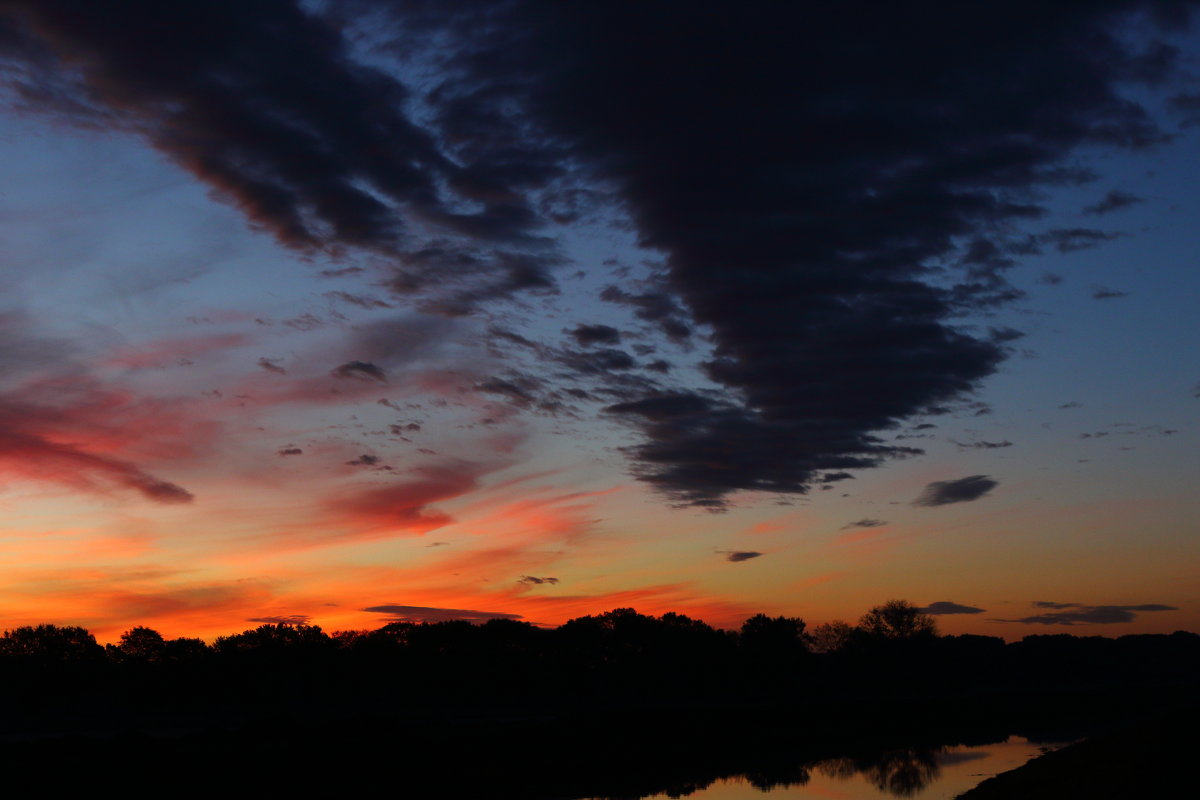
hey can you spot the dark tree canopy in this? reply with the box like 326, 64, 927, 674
858, 600, 939, 641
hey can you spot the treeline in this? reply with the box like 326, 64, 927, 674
2, 600, 1198, 732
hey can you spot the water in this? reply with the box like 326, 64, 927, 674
615, 736, 1065, 800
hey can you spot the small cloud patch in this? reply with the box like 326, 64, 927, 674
246, 614, 311, 625
913, 475, 997, 507
331, 360, 387, 382
841, 518, 887, 530
518, 575, 559, 585
362, 604, 523, 624
919, 601, 985, 615
720, 550, 763, 563
993, 601, 1177, 625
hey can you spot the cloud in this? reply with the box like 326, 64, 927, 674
953, 440, 1013, 449
257, 357, 287, 375
105, 333, 250, 370
1083, 189, 1143, 215
330, 360, 387, 382
518, 575, 559, 585
361, 604, 523, 624
566, 324, 621, 347
1033, 228, 1122, 253
598, 285, 693, 343
4, 2, 1187, 510
919, 601, 985, 615
246, 614, 311, 625
312, 460, 495, 542
377, 1, 1183, 507
996, 601, 1178, 625
1092, 287, 1130, 299
323, 291, 392, 310
0, 1, 561, 314
0, 357, 196, 505
278, 447, 303, 456
841, 519, 887, 530
912, 475, 998, 507
720, 550, 763, 563
1, 1, 437, 251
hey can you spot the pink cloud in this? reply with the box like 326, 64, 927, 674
0, 375, 202, 503
104, 333, 250, 370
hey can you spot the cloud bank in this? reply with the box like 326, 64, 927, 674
3, 0, 1190, 510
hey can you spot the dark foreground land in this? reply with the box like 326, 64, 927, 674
2, 609, 1198, 797
957, 710, 1196, 799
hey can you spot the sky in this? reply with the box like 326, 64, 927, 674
0, 0, 1197, 642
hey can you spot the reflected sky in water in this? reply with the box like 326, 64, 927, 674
621, 736, 1064, 800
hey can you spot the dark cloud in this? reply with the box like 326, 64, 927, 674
599, 285, 693, 343
721, 550, 763, 563
1031, 228, 1123, 253
0, 0, 559, 311
282, 313, 325, 332
345, 454, 380, 466
318, 266, 365, 278
1083, 189, 1143, 215
246, 614, 311, 625
330, 360, 387, 382
476, 376, 541, 408
912, 475, 998, 507
558, 347, 636, 375
841, 518, 887, 530
517, 575, 559, 585
919, 601, 985, 615
1092, 287, 1130, 299
0, 0, 442, 251
380, 1, 1183, 507
278, 447, 303, 456
996, 601, 1177, 625
257, 357, 287, 375
324, 291, 392, 310
5, 2, 1189, 509
1169, 91, 1200, 125
953, 439, 1014, 449
361, 604, 523, 624
1058, 401, 1083, 409
566, 324, 621, 347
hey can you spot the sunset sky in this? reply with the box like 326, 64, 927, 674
0, 1, 1197, 642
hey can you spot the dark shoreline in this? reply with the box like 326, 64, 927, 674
1, 691, 1184, 798
956, 709, 1194, 799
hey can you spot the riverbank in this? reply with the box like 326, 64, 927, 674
957, 708, 1194, 798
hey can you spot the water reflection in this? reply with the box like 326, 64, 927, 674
610, 736, 1064, 800
816, 747, 941, 796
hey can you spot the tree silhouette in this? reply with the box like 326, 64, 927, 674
114, 626, 167, 662
857, 600, 937, 641
0, 624, 104, 661
808, 620, 855, 654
